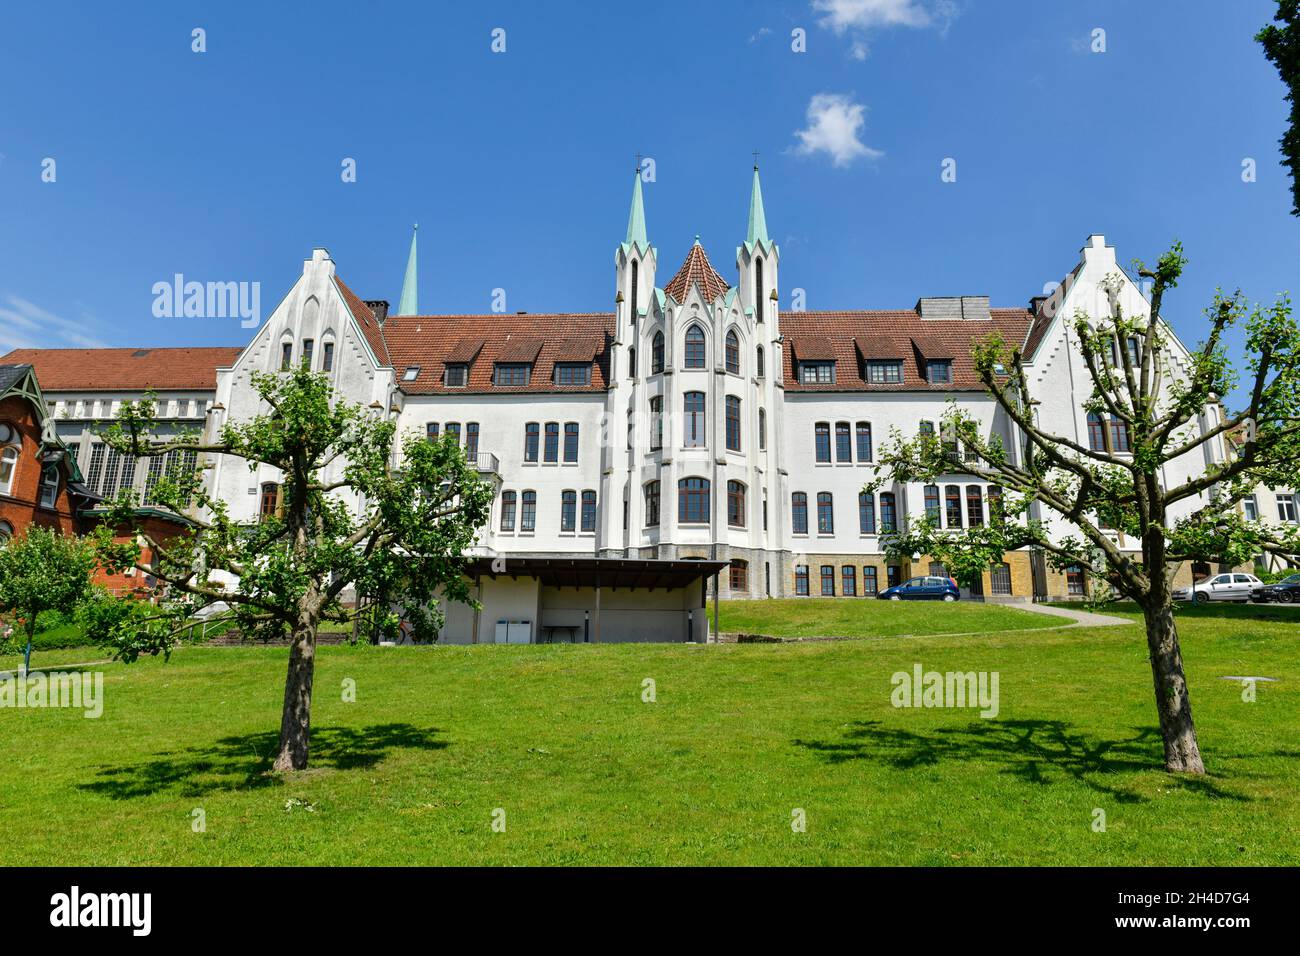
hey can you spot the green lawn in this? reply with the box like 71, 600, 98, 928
0, 603, 1296, 865
718, 597, 1061, 639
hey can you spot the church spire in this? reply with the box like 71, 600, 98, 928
746, 164, 769, 246
625, 169, 648, 249
396, 224, 418, 316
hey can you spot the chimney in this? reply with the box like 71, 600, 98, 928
365, 299, 390, 324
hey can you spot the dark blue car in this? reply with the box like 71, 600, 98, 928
876, 575, 961, 601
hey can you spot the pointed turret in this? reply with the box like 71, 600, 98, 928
625, 172, 648, 250
746, 165, 769, 246
396, 224, 418, 316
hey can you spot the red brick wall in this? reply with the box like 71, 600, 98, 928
0, 395, 77, 538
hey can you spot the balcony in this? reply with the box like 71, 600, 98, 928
470, 451, 500, 474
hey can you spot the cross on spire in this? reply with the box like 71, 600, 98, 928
752, 149, 760, 169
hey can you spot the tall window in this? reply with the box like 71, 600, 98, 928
644, 481, 661, 526
817, 492, 834, 533
1087, 412, 1106, 452
795, 564, 809, 596
842, 566, 857, 597
0, 446, 17, 497
684, 326, 706, 369
500, 491, 517, 531
1278, 494, 1299, 523
730, 559, 748, 592
652, 331, 665, 373
521, 491, 537, 531
727, 480, 746, 527
628, 348, 636, 378
322, 342, 334, 372
465, 422, 479, 459
1244, 494, 1259, 521
859, 492, 876, 534
423, 422, 439, 443
820, 565, 835, 596
650, 396, 663, 450
987, 485, 1003, 523
758, 408, 766, 450
757, 345, 765, 378
792, 492, 808, 534
966, 486, 984, 527
879, 492, 897, 533
836, 422, 852, 462
38, 465, 59, 508
924, 484, 940, 523
301, 339, 315, 368
856, 422, 872, 462
564, 423, 579, 463
945, 485, 963, 527
1109, 415, 1131, 453
259, 482, 281, 521
725, 396, 741, 452
581, 490, 597, 532
863, 566, 878, 595
684, 391, 706, 447
524, 422, 539, 462
630, 260, 638, 324
1066, 564, 1086, 597
544, 423, 559, 462
725, 330, 741, 374
755, 257, 765, 323
280, 342, 293, 370
814, 422, 831, 463
678, 477, 710, 523
561, 490, 577, 532
445, 422, 461, 445
991, 562, 1012, 595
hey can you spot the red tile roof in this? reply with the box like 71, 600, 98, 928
781, 309, 1034, 392
0, 347, 242, 391
335, 276, 391, 367
664, 243, 730, 303
381, 313, 613, 394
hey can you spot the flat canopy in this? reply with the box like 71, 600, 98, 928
465, 556, 728, 590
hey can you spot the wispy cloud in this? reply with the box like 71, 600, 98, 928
0, 294, 111, 354
813, 0, 957, 59
749, 26, 773, 43
790, 93, 883, 168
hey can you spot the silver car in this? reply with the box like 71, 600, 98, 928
1173, 572, 1262, 604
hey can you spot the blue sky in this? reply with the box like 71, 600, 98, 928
1, 0, 1296, 402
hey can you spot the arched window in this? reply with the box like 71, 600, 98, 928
755, 258, 765, 323
727, 480, 746, 527
1087, 412, 1106, 452
628, 347, 636, 378
817, 492, 834, 534
791, 492, 808, 534
678, 477, 710, 524
684, 391, 706, 447
0, 445, 18, 497
924, 484, 940, 522
581, 490, 597, 532
756, 345, 765, 378
856, 422, 872, 461
945, 485, 963, 527
725, 329, 741, 375
987, 485, 1003, 522
859, 492, 876, 534
259, 482, 281, 521
644, 480, 661, 526
500, 491, 517, 531
524, 422, 539, 462
879, 492, 897, 533
966, 486, 984, 527
0, 520, 12, 543
725, 395, 741, 451
991, 562, 1013, 595
758, 408, 767, 450
684, 325, 706, 369
836, 422, 852, 462
561, 490, 577, 532
521, 490, 537, 531
630, 260, 639, 325
652, 331, 665, 374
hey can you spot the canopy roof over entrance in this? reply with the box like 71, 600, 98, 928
464, 556, 729, 590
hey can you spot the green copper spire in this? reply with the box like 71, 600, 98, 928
396, 224, 418, 316
625, 171, 648, 249
746, 165, 769, 246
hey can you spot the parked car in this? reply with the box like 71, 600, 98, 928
877, 575, 961, 601
1250, 573, 1300, 604
1172, 572, 1262, 604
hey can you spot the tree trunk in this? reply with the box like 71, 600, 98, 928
1142, 601, 1205, 774
272, 612, 317, 772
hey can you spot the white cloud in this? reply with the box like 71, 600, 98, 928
0, 294, 110, 352
749, 26, 773, 43
791, 93, 883, 168
813, 0, 957, 58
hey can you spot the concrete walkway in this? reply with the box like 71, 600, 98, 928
1011, 602, 1131, 627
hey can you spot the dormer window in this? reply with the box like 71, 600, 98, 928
927, 360, 952, 384
402, 366, 421, 382
554, 363, 591, 386
444, 364, 468, 387
494, 363, 532, 386
799, 361, 835, 385
865, 360, 903, 384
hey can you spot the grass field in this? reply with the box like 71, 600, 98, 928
717, 596, 1062, 638
0, 601, 1296, 865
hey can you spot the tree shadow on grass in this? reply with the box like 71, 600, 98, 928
77, 723, 448, 800
793, 719, 1250, 803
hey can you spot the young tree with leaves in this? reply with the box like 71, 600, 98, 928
870, 245, 1300, 775
91, 365, 493, 771
1259, 0, 1300, 216
0, 526, 97, 676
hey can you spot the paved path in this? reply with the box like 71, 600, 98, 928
1010, 603, 1131, 627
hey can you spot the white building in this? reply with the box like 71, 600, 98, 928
6, 167, 1276, 627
